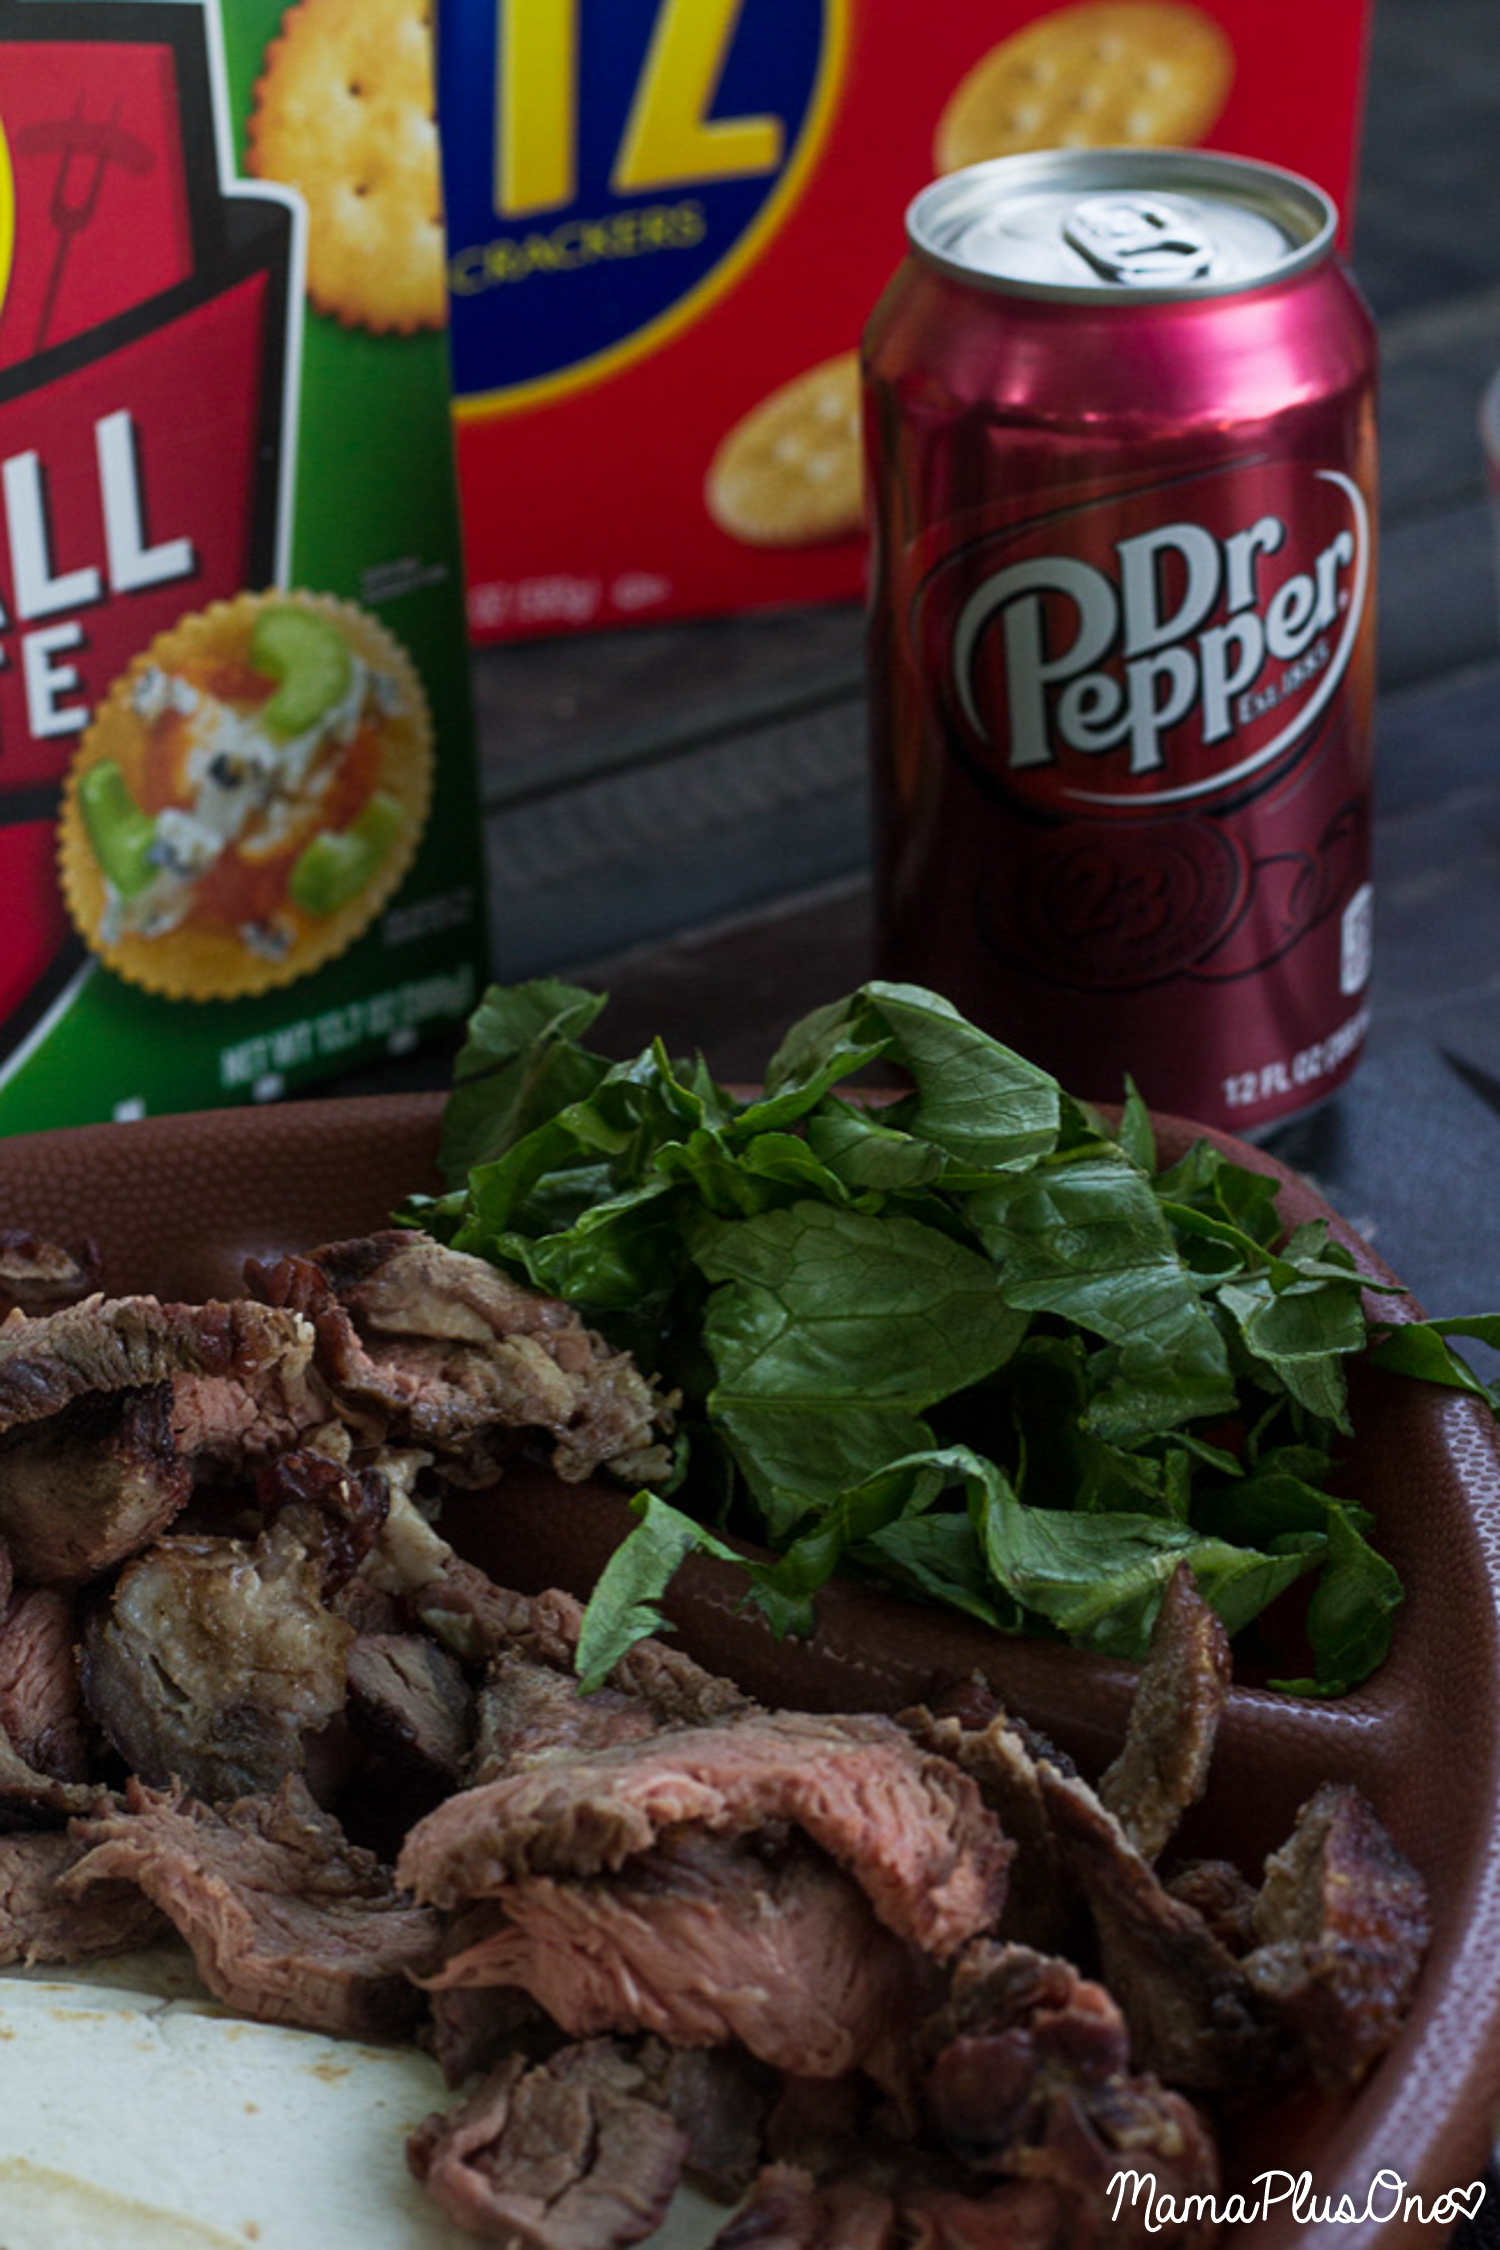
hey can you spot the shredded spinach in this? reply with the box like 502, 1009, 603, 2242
401, 977, 1492, 1696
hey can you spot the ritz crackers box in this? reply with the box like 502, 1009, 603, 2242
439, 0, 1374, 645
0, 0, 488, 1133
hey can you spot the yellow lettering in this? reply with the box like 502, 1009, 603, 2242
458, 202, 710, 294
612, 0, 782, 193
448, 244, 491, 294
0, 117, 13, 325
496, 0, 578, 217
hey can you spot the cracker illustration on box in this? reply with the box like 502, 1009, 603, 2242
706, 351, 864, 549
248, 0, 446, 333
58, 594, 433, 1002
934, 2, 1234, 173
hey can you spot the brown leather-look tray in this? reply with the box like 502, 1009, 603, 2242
3, 1091, 1498, 2248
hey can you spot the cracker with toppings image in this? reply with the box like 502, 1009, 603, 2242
58, 593, 433, 1002
934, 2, 1234, 174
247, 0, 446, 334
706, 351, 863, 548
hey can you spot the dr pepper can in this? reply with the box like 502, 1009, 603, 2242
863, 150, 1377, 1135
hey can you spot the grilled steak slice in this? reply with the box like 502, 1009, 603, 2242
63, 1774, 442, 2039
247, 1230, 671, 1485
713, 2164, 899, 2250
471, 1650, 661, 1783
400, 1709, 1010, 1960
471, 1594, 753, 1785
1165, 1860, 1260, 1955
0, 1731, 109, 1831
496, 1586, 754, 1728
79, 1518, 354, 1801
428, 1828, 940, 2088
1096, 1565, 1230, 1864
0, 1826, 165, 1965
0, 1586, 87, 1780
1241, 1781, 1430, 2093
0, 1294, 315, 1432
636, 2041, 776, 2203
904, 1706, 1077, 1960
0, 1231, 101, 1317
0, 1382, 191, 1583
347, 1632, 474, 1787
429, 1965, 554, 2088
1037, 1763, 1282, 2096
256, 1447, 391, 1593
716, 1941, 1220, 2250
919, 1940, 1219, 2233
409, 2037, 690, 2250
167, 1364, 332, 1474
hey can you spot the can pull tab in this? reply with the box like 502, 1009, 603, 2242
1063, 194, 1215, 285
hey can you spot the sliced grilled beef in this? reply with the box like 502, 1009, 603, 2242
919, 1939, 1219, 2232
0, 1292, 329, 1560
1240, 1781, 1431, 2093
713, 2164, 899, 2250
904, 1705, 1078, 1960
471, 1595, 753, 1785
0, 1825, 166, 1965
0, 1230, 101, 1316
0, 1382, 190, 1583
428, 1827, 940, 2088
471, 1649, 661, 1782
429, 1962, 555, 2087
347, 1631, 474, 1786
247, 1230, 671, 1486
408, 2037, 690, 2250
63, 1774, 442, 2038
0, 1586, 86, 1779
0, 1730, 109, 1831
636, 2040, 776, 2203
0, 1293, 315, 1432
400, 1708, 1010, 1960
1164, 1860, 1260, 1955
256, 1446, 391, 1592
79, 1518, 354, 1801
1036, 1762, 1282, 2096
1096, 1566, 1230, 1864
167, 1362, 332, 1474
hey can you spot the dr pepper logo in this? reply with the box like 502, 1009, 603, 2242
441, 0, 846, 410
919, 464, 1372, 817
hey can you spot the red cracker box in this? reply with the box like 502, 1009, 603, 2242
0, 0, 488, 1132
438, 0, 1373, 645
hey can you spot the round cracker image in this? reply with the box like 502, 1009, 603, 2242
706, 351, 864, 548
248, 0, 446, 334
934, 2, 1234, 174
58, 592, 433, 1004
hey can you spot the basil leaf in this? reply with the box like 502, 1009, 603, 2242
573, 1492, 747, 1693
969, 1150, 1235, 1431
1271, 1501, 1404, 1696
426, 978, 1440, 1697
693, 1201, 1029, 1506
1368, 1315, 1500, 1406
440, 979, 611, 1183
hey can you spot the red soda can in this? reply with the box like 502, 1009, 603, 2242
862, 150, 1377, 1136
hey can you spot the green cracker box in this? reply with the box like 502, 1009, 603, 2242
0, 0, 486, 1130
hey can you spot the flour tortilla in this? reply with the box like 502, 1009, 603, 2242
0, 1957, 725, 2250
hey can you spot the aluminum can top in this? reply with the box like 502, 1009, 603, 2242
905, 148, 1337, 304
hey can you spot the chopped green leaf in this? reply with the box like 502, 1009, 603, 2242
413, 977, 1457, 1698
